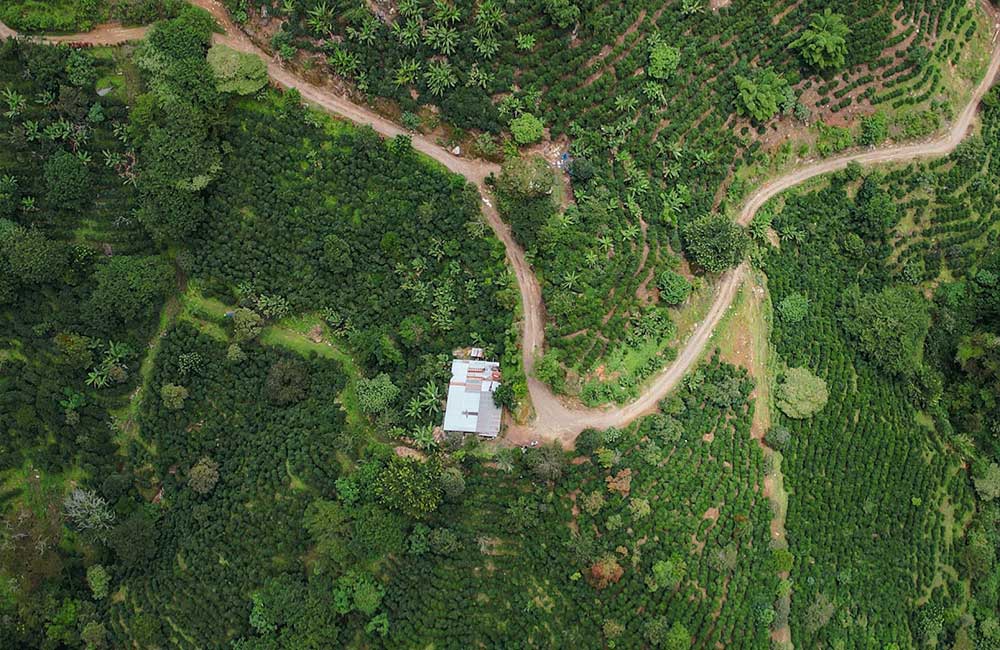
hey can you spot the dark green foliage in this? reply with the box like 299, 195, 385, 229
775, 366, 828, 418
683, 214, 749, 273
858, 111, 888, 146
0, 221, 68, 286
735, 68, 789, 122
265, 358, 311, 406
657, 269, 692, 306
376, 456, 442, 519
764, 176, 975, 647
235, 573, 341, 649
43, 149, 91, 209
764, 425, 791, 450
851, 176, 899, 240
189, 96, 511, 401
356, 373, 400, 414
87, 255, 172, 328
777, 292, 808, 323
509, 112, 544, 144
146, 4, 215, 61
382, 359, 774, 648
0, 0, 181, 32
844, 285, 930, 376
110, 511, 157, 569
107, 323, 350, 647
134, 8, 222, 243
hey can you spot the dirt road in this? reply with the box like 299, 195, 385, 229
4, 9, 998, 446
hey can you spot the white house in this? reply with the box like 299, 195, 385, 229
442, 359, 502, 437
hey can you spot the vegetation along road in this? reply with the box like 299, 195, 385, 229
6, 5, 1000, 445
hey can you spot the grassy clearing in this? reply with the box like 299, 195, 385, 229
1, 463, 86, 514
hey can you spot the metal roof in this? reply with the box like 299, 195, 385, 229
442, 359, 502, 437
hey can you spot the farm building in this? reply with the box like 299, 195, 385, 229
442, 358, 502, 437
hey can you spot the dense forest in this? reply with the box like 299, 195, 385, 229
1, 1, 999, 649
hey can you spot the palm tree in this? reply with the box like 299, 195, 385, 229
642, 81, 666, 106
557, 209, 578, 227
44, 120, 71, 142
790, 9, 849, 70
614, 94, 638, 113
103, 149, 124, 169
620, 223, 640, 241
405, 396, 424, 419
112, 121, 129, 144
412, 424, 438, 451
419, 382, 442, 413
392, 19, 422, 48
393, 58, 421, 86
23, 120, 40, 142
346, 16, 379, 45
1, 87, 26, 119
692, 149, 715, 167
560, 271, 580, 291
466, 64, 492, 89
424, 24, 459, 55
474, 0, 505, 36
515, 33, 535, 51
306, 1, 335, 35
86, 368, 111, 389
424, 60, 457, 96
105, 341, 131, 365
398, 0, 422, 18
328, 48, 360, 78
681, 0, 704, 15
472, 35, 499, 59
493, 448, 515, 473
432, 0, 461, 25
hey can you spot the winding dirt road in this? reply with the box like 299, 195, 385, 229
4, 7, 999, 445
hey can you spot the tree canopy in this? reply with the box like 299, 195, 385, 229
207, 44, 268, 95
791, 9, 850, 70
735, 68, 789, 122
776, 366, 829, 418
845, 286, 931, 376
683, 214, 749, 272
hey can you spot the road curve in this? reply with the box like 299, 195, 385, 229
4, 9, 999, 445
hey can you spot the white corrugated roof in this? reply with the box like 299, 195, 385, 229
442, 359, 502, 436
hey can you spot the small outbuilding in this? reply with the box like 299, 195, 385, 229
442, 358, 502, 437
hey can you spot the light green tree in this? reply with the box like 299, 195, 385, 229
776, 367, 828, 419
791, 9, 850, 70
735, 68, 789, 122
424, 60, 458, 96
357, 373, 401, 414
510, 113, 544, 144
207, 45, 268, 95
86, 564, 110, 599
648, 41, 680, 80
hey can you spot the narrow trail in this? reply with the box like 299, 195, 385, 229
5, 10, 999, 445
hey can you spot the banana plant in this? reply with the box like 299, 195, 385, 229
1, 87, 26, 119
